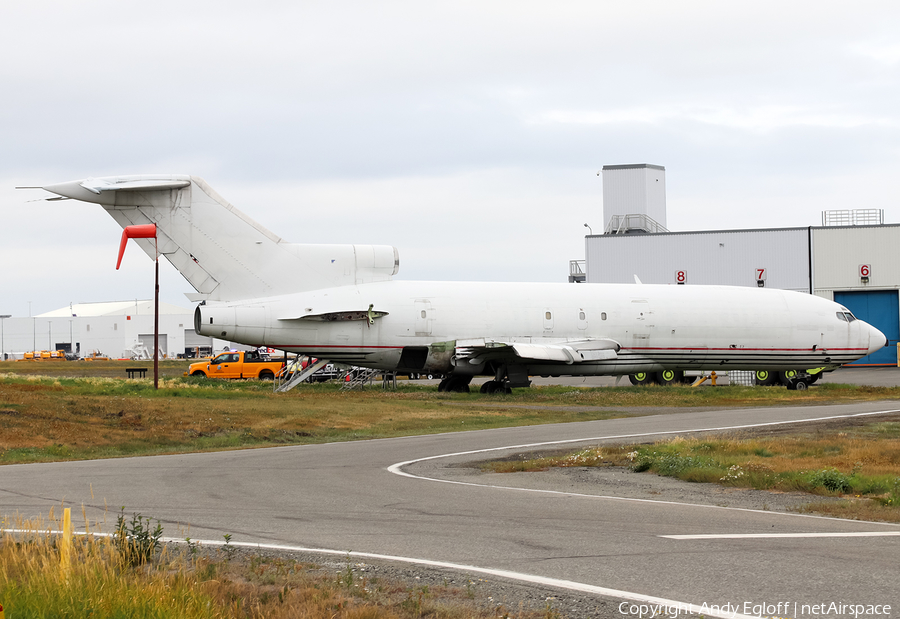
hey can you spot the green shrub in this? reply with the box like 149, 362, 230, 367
807, 468, 851, 493
115, 508, 163, 567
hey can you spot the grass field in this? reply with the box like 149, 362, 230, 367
3, 361, 899, 616
3, 360, 900, 464
1, 512, 557, 619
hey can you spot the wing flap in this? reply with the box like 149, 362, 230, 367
456, 338, 620, 365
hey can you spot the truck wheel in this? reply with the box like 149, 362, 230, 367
787, 379, 810, 391
778, 370, 799, 386
755, 370, 778, 386
655, 370, 683, 385
191, 371, 206, 378
259, 370, 274, 381
629, 372, 655, 386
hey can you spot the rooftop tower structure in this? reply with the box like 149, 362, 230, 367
601, 164, 668, 234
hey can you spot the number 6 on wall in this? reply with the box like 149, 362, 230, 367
860, 264, 871, 279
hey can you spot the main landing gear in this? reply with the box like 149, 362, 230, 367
477, 364, 530, 394
479, 380, 512, 394
438, 375, 472, 393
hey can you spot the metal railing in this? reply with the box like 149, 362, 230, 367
822, 209, 884, 226
568, 260, 586, 283
604, 213, 669, 235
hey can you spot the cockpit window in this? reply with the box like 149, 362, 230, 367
836, 312, 847, 322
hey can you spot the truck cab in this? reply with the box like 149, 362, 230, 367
186, 350, 284, 380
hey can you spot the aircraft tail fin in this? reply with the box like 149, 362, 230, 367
41, 175, 399, 302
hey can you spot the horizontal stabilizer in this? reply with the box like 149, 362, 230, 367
80, 177, 191, 194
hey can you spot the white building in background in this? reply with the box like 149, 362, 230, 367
0, 300, 227, 360
577, 163, 900, 366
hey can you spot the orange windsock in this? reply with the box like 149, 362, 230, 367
116, 224, 157, 269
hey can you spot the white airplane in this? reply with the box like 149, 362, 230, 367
36, 174, 886, 392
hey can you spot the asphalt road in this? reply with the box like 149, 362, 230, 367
2, 399, 899, 617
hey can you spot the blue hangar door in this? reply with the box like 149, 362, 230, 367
834, 290, 899, 365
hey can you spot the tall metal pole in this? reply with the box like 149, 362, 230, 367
115, 223, 159, 387
154, 251, 159, 389
0, 315, 10, 361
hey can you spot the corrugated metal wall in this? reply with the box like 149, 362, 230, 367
812, 225, 900, 294
586, 228, 810, 291
602, 166, 667, 229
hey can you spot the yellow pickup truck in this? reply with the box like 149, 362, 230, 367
185, 350, 284, 380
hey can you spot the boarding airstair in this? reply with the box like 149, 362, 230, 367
274, 358, 329, 393
340, 367, 380, 390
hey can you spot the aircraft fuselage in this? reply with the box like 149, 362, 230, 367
195, 279, 885, 377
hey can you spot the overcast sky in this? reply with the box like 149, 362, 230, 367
2, 1, 898, 316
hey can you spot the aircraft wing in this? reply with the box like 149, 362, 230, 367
455, 338, 620, 366
279, 304, 389, 325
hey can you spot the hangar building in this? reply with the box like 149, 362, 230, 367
0, 301, 226, 360
577, 164, 900, 366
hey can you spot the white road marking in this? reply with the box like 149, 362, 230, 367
388, 407, 900, 524
662, 532, 900, 540
384, 407, 900, 610
0, 529, 756, 619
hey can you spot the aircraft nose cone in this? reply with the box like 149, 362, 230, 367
866, 323, 888, 356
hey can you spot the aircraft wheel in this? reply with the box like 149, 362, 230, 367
448, 379, 471, 393
755, 370, 778, 386
480, 381, 496, 394
778, 370, 799, 386
440, 376, 471, 392
480, 380, 510, 394
655, 370, 683, 386
629, 372, 655, 386
787, 379, 809, 391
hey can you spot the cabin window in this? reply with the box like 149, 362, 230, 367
421, 310, 426, 319
601, 312, 607, 320
545, 311, 552, 320
579, 311, 585, 320
114, 323, 117, 331
210, 317, 214, 324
